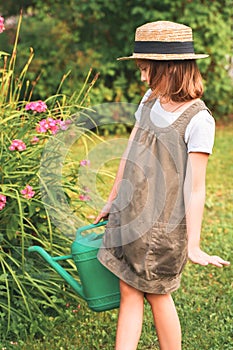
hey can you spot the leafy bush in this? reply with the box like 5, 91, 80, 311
0, 14, 99, 342
0, 0, 232, 120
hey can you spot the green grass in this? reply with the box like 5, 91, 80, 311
2, 125, 232, 350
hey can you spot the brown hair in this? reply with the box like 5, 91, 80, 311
138, 60, 204, 102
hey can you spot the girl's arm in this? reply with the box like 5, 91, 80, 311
184, 152, 230, 267
94, 123, 139, 224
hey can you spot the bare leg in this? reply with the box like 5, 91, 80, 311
146, 293, 182, 350
115, 280, 144, 350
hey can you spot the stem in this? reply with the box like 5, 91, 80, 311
79, 72, 100, 107
8, 12, 23, 103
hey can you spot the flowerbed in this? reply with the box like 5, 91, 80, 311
0, 14, 98, 341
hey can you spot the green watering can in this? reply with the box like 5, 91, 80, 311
28, 221, 120, 312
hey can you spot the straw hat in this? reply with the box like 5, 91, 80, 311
117, 21, 209, 61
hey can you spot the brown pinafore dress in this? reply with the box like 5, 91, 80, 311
98, 99, 209, 294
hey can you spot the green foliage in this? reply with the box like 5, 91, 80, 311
0, 15, 99, 342
0, 0, 232, 121
178, 0, 233, 116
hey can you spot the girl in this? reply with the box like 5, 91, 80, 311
94, 21, 230, 350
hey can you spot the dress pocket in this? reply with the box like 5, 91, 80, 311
148, 222, 188, 277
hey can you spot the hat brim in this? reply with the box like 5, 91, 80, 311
117, 53, 209, 61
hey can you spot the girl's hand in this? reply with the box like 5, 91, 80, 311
188, 247, 230, 267
93, 202, 112, 224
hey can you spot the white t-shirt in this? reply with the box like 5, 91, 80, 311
135, 89, 215, 154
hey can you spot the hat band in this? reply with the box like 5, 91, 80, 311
134, 41, 195, 54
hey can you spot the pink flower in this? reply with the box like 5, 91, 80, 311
25, 100, 47, 113
36, 118, 60, 134
0, 203, 6, 210
9, 139, 26, 151
0, 16, 5, 34
58, 119, 72, 130
31, 136, 40, 144
79, 194, 91, 201
0, 194, 6, 203
0, 194, 6, 210
47, 118, 60, 134
21, 185, 35, 199
36, 118, 72, 134
80, 159, 91, 167
36, 119, 48, 133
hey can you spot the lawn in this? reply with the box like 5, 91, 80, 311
3, 124, 232, 350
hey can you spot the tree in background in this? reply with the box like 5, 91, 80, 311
0, 0, 232, 118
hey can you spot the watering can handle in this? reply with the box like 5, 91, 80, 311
76, 220, 108, 236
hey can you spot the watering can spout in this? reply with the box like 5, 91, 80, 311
28, 221, 120, 312
28, 246, 85, 299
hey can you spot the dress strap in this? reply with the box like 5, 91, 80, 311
173, 100, 212, 139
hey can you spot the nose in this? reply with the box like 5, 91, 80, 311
140, 71, 147, 82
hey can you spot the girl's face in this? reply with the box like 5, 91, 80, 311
136, 60, 151, 85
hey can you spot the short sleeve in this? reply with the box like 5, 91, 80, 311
135, 89, 152, 122
185, 110, 215, 154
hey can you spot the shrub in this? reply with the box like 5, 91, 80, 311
0, 14, 98, 342
0, 0, 232, 119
